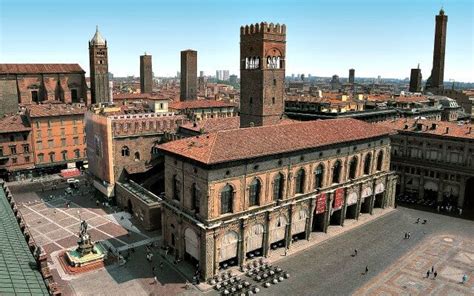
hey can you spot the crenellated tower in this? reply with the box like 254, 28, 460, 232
240, 22, 286, 128
89, 26, 110, 104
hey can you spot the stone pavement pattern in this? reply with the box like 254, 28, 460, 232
354, 235, 474, 295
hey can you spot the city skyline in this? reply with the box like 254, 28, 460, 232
1, 0, 473, 82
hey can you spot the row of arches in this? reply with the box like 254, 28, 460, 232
217, 151, 384, 215
244, 56, 282, 69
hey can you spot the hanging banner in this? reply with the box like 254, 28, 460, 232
333, 188, 344, 210
315, 193, 327, 214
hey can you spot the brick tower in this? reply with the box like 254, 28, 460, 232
89, 26, 110, 103
140, 53, 153, 93
180, 50, 197, 101
409, 65, 422, 92
240, 22, 286, 128
426, 9, 448, 91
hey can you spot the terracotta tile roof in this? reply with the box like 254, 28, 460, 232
169, 99, 236, 110
0, 115, 30, 133
376, 118, 474, 140
160, 118, 393, 165
27, 103, 86, 118
389, 95, 430, 103
0, 64, 85, 74
113, 93, 171, 101
180, 117, 240, 133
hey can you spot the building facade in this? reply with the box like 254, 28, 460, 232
180, 50, 198, 101
27, 104, 87, 173
159, 118, 397, 280
140, 54, 153, 94
0, 64, 89, 115
0, 115, 34, 180
240, 23, 286, 128
168, 100, 237, 121
89, 26, 110, 103
378, 118, 474, 212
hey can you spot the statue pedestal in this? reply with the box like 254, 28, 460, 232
64, 233, 107, 268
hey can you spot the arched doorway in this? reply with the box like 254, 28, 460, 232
424, 181, 438, 201
346, 192, 358, 219
360, 187, 372, 213
219, 231, 239, 269
374, 183, 385, 208
463, 177, 474, 216
184, 228, 200, 265
291, 209, 308, 241
246, 224, 264, 259
269, 215, 288, 251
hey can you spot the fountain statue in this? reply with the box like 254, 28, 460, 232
64, 220, 107, 268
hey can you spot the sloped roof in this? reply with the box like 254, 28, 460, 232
0, 64, 85, 74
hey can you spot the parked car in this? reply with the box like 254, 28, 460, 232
67, 178, 80, 184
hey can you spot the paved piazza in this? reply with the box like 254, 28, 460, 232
8, 180, 474, 296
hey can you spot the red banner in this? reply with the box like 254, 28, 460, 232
333, 188, 344, 210
315, 193, 327, 214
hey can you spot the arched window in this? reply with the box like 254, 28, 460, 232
191, 183, 200, 213
332, 160, 342, 184
134, 152, 140, 161
314, 164, 324, 189
249, 178, 261, 207
221, 184, 233, 214
273, 173, 284, 200
121, 146, 130, 156
364, 153, 372, 175
376, 151, 384, 171
172, 175, 180, 200
295, 168, 305, 194
349, 157, 358, 179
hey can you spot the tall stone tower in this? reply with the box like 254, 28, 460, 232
409, 65, 422, 92
140, 53, 153, 93
89, 26, 110, 104
426, 9, 448, 91
240, 22, 286, 128
180, 50, 197, 101
349, 69, 355, 84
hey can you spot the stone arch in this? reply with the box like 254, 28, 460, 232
184, 228, 200, 260
219, 231, 239, 262
247, 223, 264, 252
270, 215, 288, 243
291, 208, 308, 235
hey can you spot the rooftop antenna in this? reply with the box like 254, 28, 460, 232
417, 63, 420, 69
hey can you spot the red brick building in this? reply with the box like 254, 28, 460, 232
0, 115, 34, 180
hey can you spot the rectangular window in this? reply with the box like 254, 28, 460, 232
0, 147, 3, 157
48, 139, 53, 148
75, 150, 80, 158
25, 156, 30, 163
37, 130, 42, 138
36, 121, 40, 128
62, 151, 67, 160
73, 126, 78, 135
38, 154, 44, 162
11, 157, 17, 164
61, 128, 65, 136
73, 137, 79, 145
47, 120, 51, 128
49, 153, 55, 163
61, 138, 66, 147
47, 129, 52, 137
23, 144, 29, 153
36, 141, 43, 150
60, 118, 64, 126
31, 90, 39, 102
10, 146, 16, 155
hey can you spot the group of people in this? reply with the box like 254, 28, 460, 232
426, 266, 438, 279
404, 232, 412, 239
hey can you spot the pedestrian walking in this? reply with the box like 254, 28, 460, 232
408, 232, 411, 239
426, 270, 430, 278
404, 232, 407, 239
431, 266, 434, 273
152, 267, 156, 274
354, 249, 358, 256
416, 218, 420, 223
154, 276, 158, 284
462, 274, 468, 284
434, 271, 437, 279
365, 266, 369, 274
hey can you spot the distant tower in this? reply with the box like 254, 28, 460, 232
180, 50, 197, 101
409, 64, 422, 92
426, 8, 448, 91
240, 22, 286, 128
140, 53, 153, 93
349, 69, 355, 84
89, 26, 110, 104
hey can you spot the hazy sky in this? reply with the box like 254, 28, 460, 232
1, 0, 473, 82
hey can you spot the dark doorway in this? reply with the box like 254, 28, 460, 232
32, 90, 39, 102
463, 177, 474, 217
346, 204, 357, 219
246, 248, 263, 260
374, 193, 384, 208
71, 89, 78, 102
330, 210, 342, 225
312, 213, 325, 232
127, 199, 133, 215
360, 197, 371, 213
